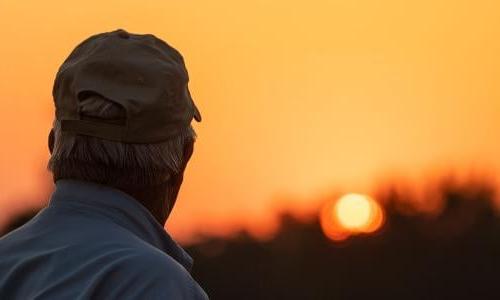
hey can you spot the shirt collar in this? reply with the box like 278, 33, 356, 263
48, 179, 193, 271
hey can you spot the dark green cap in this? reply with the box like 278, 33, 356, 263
52, 29, 201, 144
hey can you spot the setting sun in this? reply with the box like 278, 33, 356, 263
320, 193, 384, 241
336, 194, 372, 229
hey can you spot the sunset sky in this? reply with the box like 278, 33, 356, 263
1, 0, 499, 242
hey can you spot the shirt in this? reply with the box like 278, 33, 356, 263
0, 179, 209, 300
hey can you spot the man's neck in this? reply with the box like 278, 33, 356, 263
119, 182, 173, 226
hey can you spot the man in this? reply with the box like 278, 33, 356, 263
0, 29, 208, 299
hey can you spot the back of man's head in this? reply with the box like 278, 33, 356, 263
47, 29, 201, 223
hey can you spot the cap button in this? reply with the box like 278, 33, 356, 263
117, 29, 130, 39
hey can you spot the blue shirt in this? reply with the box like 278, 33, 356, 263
0, 179, 209, 300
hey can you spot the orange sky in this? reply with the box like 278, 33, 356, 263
1, 0, 500, 242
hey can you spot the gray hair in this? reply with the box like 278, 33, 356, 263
47, 94, 197, 188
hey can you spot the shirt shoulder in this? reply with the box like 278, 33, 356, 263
88, 247, 209, 300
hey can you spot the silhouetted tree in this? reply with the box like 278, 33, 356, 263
3, 177, 500, 299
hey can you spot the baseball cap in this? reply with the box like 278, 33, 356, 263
52, 28, 201, 144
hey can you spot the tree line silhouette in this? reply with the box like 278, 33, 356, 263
2, 176, 499, 299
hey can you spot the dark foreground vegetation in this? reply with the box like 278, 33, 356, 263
186, 177, 499, 299
3, 177, 499, 299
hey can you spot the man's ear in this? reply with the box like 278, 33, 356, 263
48, 128, 55, 154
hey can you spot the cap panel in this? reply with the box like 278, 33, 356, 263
52, 29, 202, 143
54, 66, 79, 121
125, 88, 194, 143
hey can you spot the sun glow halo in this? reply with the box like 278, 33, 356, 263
320, 193, 384, 241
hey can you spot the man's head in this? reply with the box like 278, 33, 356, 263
47, 29, 201, 224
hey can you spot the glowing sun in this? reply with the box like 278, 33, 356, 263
335, 194, 373, 229
320, 193, 384, 241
